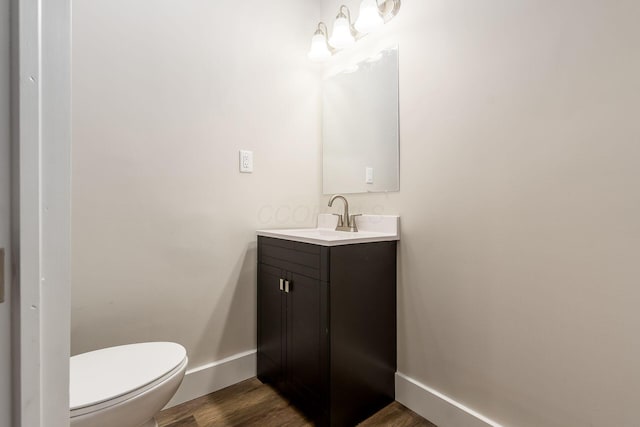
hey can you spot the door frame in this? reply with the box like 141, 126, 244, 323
13, 0, 71, 425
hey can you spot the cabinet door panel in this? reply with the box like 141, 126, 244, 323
257, 264, 285, 384
286, 272, 327, 401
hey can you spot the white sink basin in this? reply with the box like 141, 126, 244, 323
257, 214, 399, 246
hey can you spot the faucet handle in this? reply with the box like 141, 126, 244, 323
332, 213, 344, 227
348, 214, 362, 231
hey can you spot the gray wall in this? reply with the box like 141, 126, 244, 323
71, 0, 322, 368
320, 1, 640, 426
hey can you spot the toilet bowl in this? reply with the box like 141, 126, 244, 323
70, 342, 188, 427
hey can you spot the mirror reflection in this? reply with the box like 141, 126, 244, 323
322, 46, 399, 194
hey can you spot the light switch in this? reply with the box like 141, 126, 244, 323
365, 167, 374, 184
239, 150, 253, 173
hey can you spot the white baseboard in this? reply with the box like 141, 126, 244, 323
165, 354, 503, 427
395, 372, 504, 427
165, 349, 257, 409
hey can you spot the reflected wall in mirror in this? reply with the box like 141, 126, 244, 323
322, 46, 399, 194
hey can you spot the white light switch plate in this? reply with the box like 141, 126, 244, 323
366, 167, 374, 184
239, 150, 253, 173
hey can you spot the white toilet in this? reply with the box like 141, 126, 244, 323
70, 342, 188, 427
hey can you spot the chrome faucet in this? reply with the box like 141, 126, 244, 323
328, 194, 361, 232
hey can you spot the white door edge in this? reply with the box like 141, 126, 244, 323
15, 0, 71, 426
17, 0, 43, 425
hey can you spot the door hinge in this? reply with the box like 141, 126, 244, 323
0, 248, 5, 303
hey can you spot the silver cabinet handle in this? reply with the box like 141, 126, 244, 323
279, 278, 284, 291
284, 280, 290, 293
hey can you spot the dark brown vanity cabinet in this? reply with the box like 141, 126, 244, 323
257, 236, 397, 426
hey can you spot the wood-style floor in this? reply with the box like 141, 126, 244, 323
157, 378, 436, 427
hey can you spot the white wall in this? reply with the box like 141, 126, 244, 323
0, 0, 12, 424
71, 0, 322, 369
320, 1, 640, 426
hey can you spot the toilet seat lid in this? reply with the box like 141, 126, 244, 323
70, 342, 187, 411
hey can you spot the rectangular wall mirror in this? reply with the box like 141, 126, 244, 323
322, 46, 399, 194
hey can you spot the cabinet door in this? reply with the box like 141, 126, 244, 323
257, 264, 285, 385
285, 272, 328, 405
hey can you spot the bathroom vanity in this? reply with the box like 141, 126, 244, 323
256, 215, 399, 426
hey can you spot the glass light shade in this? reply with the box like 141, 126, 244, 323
329, 16, 355, 49
355, 0, 384, 34
308, 34, 332, 62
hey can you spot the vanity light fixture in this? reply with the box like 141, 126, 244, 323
355, 0, 385, 33
308, 0, 401, 62
308, 22, 333, 62
329, 5, 356, 49
355, 0, 402, 33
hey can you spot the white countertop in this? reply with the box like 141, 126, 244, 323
256, 214, 399, 247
